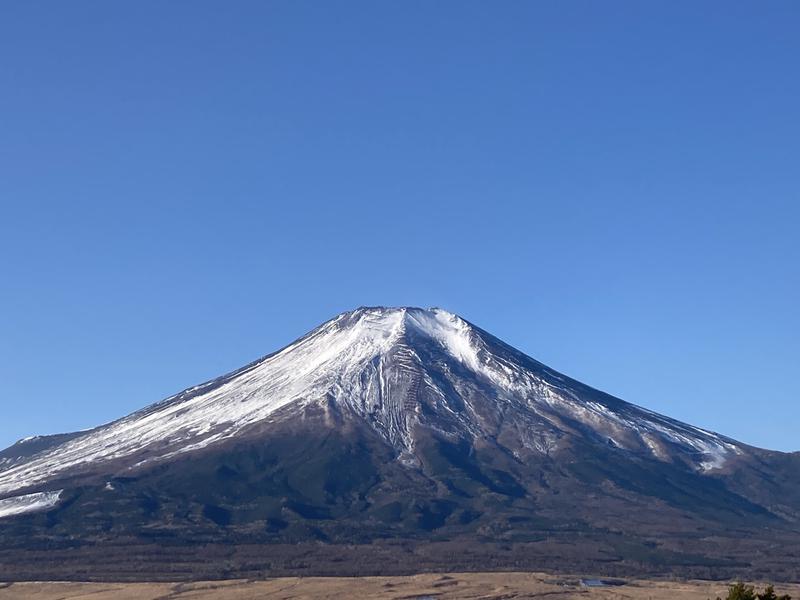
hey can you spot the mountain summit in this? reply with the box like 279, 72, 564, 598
1, 307, 799, 581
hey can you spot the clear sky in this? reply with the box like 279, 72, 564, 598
1, 2, 797, 452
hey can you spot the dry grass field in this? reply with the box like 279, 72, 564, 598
1, 573, 798, 600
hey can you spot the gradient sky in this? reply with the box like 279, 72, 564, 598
1, 2, 798, 452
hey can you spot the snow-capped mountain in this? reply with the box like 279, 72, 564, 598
0, 307, 738, 499
1, 307, 798, 581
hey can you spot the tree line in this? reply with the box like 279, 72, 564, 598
718, 583, 792, 600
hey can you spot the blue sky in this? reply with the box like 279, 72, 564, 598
1, 2, 797, 452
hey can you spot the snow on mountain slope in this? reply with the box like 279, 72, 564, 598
0, 490, 62, 519
0, 307, 740, 498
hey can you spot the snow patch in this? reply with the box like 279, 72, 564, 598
406, 309, 482, 372
0, 490, 62, 519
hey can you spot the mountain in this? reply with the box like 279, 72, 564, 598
1, 307, 798, 581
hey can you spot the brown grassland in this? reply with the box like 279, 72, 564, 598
1, 573, 799, 600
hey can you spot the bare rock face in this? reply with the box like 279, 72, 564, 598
0, 307, 798, 581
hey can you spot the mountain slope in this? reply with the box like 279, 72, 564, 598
0, 306, 798, 581
0, 307, 742, 495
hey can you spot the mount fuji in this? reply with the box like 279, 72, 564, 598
1, 307, 798, 581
